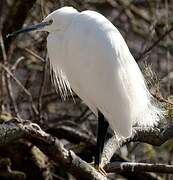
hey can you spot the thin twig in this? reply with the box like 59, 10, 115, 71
0, 32, 5, 113
5, 73, 20, 118
136, 26, 173, 61
151, 93, 173, 107
38, 54, 48, 122
23, 48, 45, 62
0, 33, 7, 63
0, 32, 20, 118
11, 56, 25, 72
0, 64, 39, 116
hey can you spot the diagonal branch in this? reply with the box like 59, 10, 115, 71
0, 64, 39, 116
136, 26, 173, 61
0, 119, 107, 180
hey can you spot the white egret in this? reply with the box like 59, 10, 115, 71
7, 6, 162, 174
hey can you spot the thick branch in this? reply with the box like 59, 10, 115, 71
0, 120, 106, 180
102, 121, 173, 166
104, 161, 173, 174
0, 120, 24, 146
1, 118, 173, 177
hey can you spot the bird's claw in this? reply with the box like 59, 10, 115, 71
94, 164, 107, 176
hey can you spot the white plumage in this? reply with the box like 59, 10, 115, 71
44, 7, 162, 138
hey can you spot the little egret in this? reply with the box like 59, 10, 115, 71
7, 6, 162, 174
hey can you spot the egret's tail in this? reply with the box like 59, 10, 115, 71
122, 53, 163, 128
133, 99, 163, 127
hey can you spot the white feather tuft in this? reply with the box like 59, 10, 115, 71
50, 62, 73, 100
121, 52, 163, 128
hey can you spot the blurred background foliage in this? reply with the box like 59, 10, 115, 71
0, 0, 173, 179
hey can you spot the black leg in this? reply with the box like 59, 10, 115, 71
95, 111, 109, 166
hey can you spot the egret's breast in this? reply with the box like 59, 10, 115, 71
47, 31, 66, 71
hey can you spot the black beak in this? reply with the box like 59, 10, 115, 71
6, 20, 52, 38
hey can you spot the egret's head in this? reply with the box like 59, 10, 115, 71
6, 7, 78, 38
43, 7, 78, 32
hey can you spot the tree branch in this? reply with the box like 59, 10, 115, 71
0, 119, 107, 180
102, 121, 173, 166
1, 117, 173, 177
104, 161, 173, 174
136, 26, 173, 61
0, 119, 24, 146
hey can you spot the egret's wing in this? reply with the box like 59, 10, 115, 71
64, 11, 138, 137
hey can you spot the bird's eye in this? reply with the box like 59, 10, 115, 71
49, 19, 53, 24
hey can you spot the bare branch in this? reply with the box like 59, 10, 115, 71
102, 121, 173, 166
0, 119, 107, 180
104, 161, 173, 174
0, 64, 39, 116
0, 120, 24, 146
1, 116, 173, 178
38, 55, 48, 122
11, 56, 25, 72
0, 33, 20, 118
136, 26, 173, 61
23, 48, 45, 62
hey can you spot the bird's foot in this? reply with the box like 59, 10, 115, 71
93, 164, 107, 176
